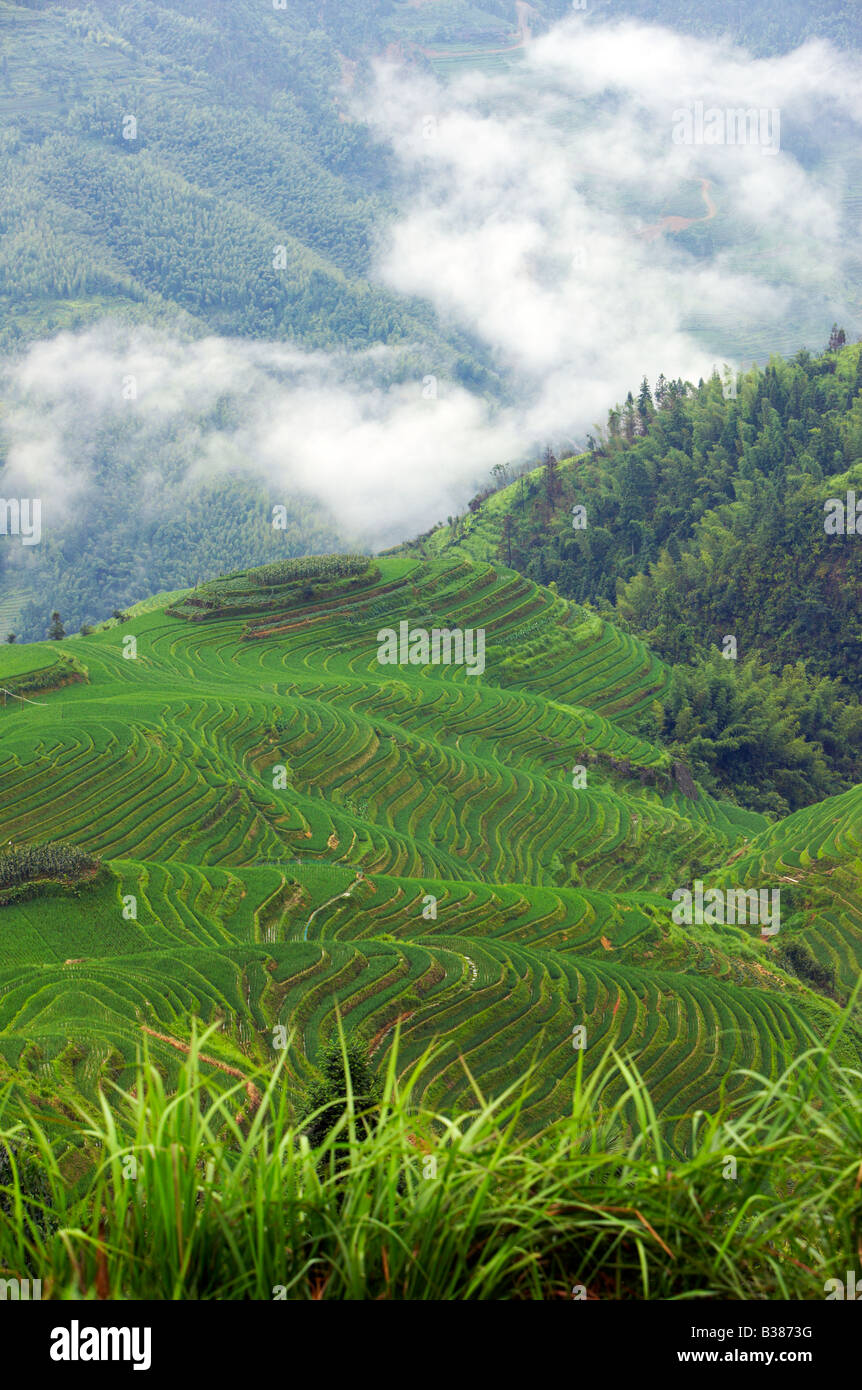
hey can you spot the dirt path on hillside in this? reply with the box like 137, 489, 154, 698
640, 179, 717, 242
303, 883, 355, 941
140, 1024, 262, 1111
368, 1009, 416, 1058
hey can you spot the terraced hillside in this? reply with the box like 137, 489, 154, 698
725, 786, 862, 1001
0, 555, 857, 1140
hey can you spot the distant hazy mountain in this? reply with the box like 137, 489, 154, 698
0, 0, 858, 640
591, 0, 859, 55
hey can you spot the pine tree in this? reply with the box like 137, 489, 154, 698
501, 513, 515, 568
48, 612, 65, 640
543, 445, 559, 505
637, 377, 654, 429
300, 1033, 382, 1153
623, 392, 637, 443
828, 323, 846, 352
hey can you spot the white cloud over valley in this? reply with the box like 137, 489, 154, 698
2, 15, 860, 553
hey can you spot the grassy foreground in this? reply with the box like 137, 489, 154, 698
1, 1024, 859, 1302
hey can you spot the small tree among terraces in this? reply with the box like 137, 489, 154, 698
0, 842, 99, 890
300, 1032, 383, 1153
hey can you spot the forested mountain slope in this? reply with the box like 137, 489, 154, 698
597, 0, 859, 54
410, 343, 862, 811
0, 0, 538, 639
0, 0, 449, 350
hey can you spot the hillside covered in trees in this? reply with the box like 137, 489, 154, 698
0, 0, 555, 639
2, 0, 861, 1316
411, 340, 862, 813
601, 0, 859, 54
0, 0, 575, 353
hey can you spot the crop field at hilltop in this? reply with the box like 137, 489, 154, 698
1, 554, 858, 1151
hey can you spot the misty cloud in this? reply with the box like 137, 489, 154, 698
2, 15, 860, 560
0, 327, 522, 548
365, 15, 861, 433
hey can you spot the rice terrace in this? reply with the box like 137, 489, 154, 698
0, 548, 860, 1304
0, 552, 847, 1125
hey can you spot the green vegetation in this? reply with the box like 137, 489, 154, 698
4, 475, 352, 646
0, 0, 516, 639
0, 552, 859, 1155
653, 652, 862, 816
250, 554, 371, 588
0, 647, 50, 679
1, 1026, 858, 1300
417, 344, 862, 812
727, 784, 862, 1002
0, 0, 428, 348
0, 648, 83, 698
1, 2, 860, 1304
603, 0, 860, 55
0, 842, 99, 892
300, 1030, 384, 1150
